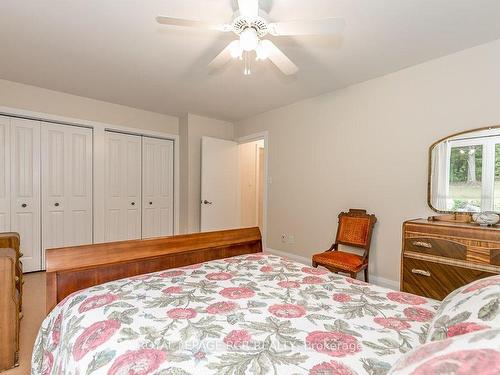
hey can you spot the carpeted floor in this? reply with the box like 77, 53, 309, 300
4, 272, 46, 375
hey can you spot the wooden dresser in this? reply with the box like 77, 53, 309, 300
0, 233, 22, 372
401, 218, 500, 300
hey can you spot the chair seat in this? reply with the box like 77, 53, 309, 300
312, 251, 367, 272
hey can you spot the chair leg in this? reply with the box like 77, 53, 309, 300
364, 268, 369, 283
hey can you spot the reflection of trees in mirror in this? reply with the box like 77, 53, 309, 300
450, 146, 483, 183
449, 145, 482, 212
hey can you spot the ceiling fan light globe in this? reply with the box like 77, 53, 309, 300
240, 28, 259, 51
256, 40, 270, 60
229, 40, 243, 59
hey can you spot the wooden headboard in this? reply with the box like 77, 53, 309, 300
46, 227, 262, 313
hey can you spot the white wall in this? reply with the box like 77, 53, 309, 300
236, 38, 500, 285
180, 114, 234, 233
0, 79, 179, 133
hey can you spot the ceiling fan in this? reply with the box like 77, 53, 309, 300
156, 0, 345, 76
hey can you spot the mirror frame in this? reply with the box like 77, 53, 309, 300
428, 125, 500, 213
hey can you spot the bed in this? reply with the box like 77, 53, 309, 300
33, 242, 440, 375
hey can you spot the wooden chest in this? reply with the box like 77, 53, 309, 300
401, 219, 500, 300
0, 233, 22, 372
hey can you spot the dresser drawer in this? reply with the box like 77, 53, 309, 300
402, 257, 496, 300
404, 237, 466, 260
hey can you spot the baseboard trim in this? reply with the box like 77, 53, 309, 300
264, 247, 399, 291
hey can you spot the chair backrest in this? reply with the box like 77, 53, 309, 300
335, 209, 377, 255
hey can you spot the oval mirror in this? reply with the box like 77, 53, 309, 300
429, 126, 500, 213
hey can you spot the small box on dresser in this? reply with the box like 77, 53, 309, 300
401, 218, 500, 300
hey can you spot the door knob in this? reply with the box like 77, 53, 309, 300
202, 200, 213, 205
54, 203, 60, 207
21, 203, 27, 208
149, 201, 153, 205
131, 202, 135, 206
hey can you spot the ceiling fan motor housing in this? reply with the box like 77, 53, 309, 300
232, 16, 268, 37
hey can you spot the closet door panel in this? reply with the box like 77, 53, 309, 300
142, 139, 158, 238
104, 134, 122, 241
42, 125, 66, 251
142, 137, 174, 238
104, 132, 141, 241
42, 123, 92, 263
67, 128, 93, 245
11, 118, 41, 272
125, 139, 142, 239
0, 116, 10, 232
158, 141, 174, 235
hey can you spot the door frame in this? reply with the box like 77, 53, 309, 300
0, 106, 180, 245
237, 131, 269, 249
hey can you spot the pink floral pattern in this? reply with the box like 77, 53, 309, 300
160, 270, 185, 278
447, 322, 490, 338
108, 349, 166, 375
206, 301, 239, 315
278, 280, 301, 289
167, 307, 197, 320
303, 276, 326, 284
72, 320, 121, 360
223, 330, 252, 347
219, 286, 255, 299
162, 286, 183, 294
306, 331, 361, 357
374, 317, 412, 331
333, 293, 352, 303
427, 275, 500, 342
51, 313, 62, 346
32, 254, 439, 375
387, 292, 427, 306
269, 303, 307, 318
309, 360, 356, 375
403, 307, 434, 322
78, 293, 118, 313
206, 272, 233, 281
388, 328, 500, 375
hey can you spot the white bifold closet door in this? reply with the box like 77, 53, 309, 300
41, 123, 93, 267
10, 118, 41, 272
104, 132, 142, 241
142, 137, 174, 238
0, 116, 10, 233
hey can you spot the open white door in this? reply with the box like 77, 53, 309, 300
200, 137, 239, 232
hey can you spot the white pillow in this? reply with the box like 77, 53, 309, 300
426, 275, 500, 342
388, 328, 500, 374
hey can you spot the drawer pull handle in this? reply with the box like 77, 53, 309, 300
412, 241, 432, 249
412, 268, 431, 277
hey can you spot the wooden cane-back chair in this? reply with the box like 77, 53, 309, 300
312, 209, 377, 282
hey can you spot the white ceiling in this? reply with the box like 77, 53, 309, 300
1, 0, 500, 121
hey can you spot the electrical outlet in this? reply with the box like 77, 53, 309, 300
281, 234, 287, 243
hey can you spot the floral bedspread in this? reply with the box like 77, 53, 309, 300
32, 254, 439, 375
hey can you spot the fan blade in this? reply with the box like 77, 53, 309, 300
156, 16, 230, 32
208, 41, 240, 71
268, 18, 345, 36
261, 40, 298, 76
238, 0, 259, 18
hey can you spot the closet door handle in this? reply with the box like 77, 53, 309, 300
131, 202, 135, 206
149, 202, 153, 205
21, 203, 27, 208
54, 203, 60, 207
